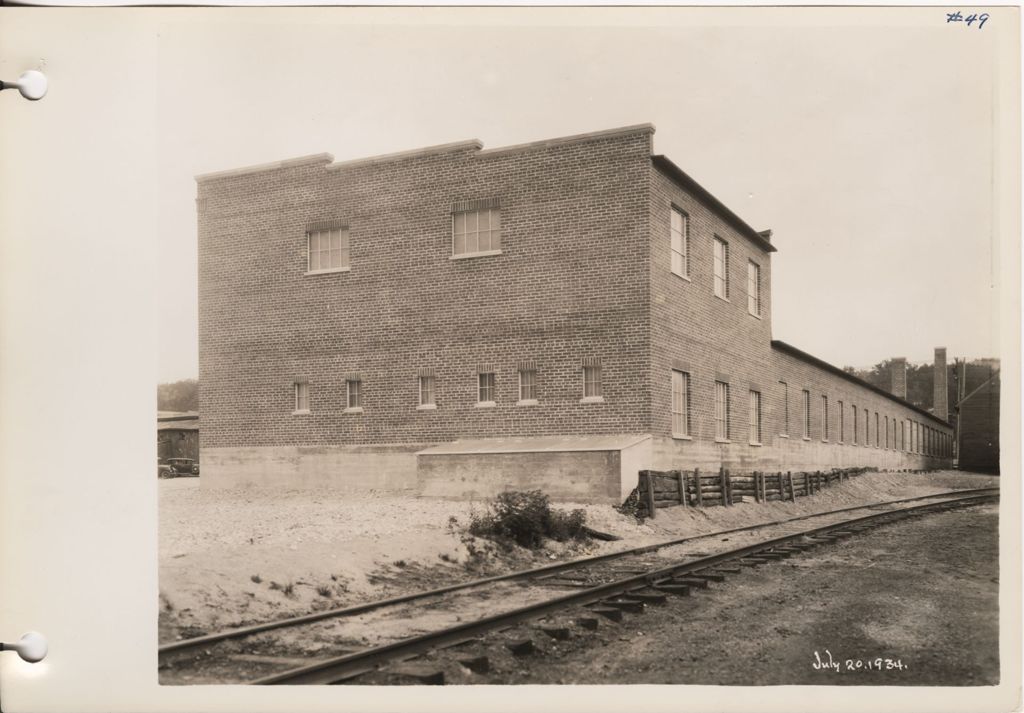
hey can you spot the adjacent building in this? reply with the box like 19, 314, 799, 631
197, 124, 953, 501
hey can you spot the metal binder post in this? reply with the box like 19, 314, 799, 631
0, 632, 48, 663
0, 70, 47, 101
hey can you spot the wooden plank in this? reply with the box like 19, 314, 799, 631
723, 468, 732, 506
642, 471, 657, 519
694, 468, 703, 507
676, 470, 687, 506
788, 471, 796, 502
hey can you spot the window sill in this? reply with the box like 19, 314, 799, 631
580, 396, 605, 404
714, 438, 731, 444
451, 250, 503, 261
748, 311, 762, 320
802, 437, 811, 441
416, 404, 437, 411
516, 399, 539, 407
714, 294, 730, 303
292, 409, 311, 416
671, 271, 692, 283
304, 267, 350, 276
475, 401, 496, 408
672, 434, 693, 441
778, 434, 790, 439
749, 441, 763, 447
344, 407, 364, 414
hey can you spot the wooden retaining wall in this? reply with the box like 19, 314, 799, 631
634, 467, 874, 519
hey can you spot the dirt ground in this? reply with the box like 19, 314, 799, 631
499, 502, 999, 685
158, 470, 997, 642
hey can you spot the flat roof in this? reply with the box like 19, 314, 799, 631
771, 340, 951, 427
419, 434, 651, 456
652, 155, 776, 254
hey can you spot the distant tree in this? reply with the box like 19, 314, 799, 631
158, 379, 199, 412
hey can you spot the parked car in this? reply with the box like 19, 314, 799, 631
158, 460, 173, 478
166, 457, 200, 476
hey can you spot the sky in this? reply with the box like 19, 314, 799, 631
157, 7, 1005, 383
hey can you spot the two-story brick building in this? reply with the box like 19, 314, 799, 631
197, 124, 953, 501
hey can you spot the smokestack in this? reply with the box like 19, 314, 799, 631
890, 357, 907, 399
934, 347, 948, 420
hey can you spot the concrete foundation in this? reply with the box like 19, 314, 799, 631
416, 435, 651, 503
200, 444, 425, 491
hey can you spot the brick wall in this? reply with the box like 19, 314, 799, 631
645, 161, 952, 473
198, 127, 655, 452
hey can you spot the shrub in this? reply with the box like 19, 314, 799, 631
468, 490, 588, 549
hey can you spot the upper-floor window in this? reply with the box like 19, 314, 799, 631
307, 227, 350, 273
453, 205, 501, 256
671, 370, 691, 437
747, 260, 761, 316
670, 208, 690, 278
715, 381, 730, 441
713, 237, 730, 300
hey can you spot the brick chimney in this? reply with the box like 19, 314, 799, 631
890, 357, 907, 399
933, 347, 948, 420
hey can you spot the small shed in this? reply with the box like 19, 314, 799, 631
158, 411, 200, 463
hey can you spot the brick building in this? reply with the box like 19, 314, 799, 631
197, 124, 953, 501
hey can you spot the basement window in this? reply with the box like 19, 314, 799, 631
293, 382, 310, 414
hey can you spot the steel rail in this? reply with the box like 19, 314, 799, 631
250, 491, 996, 685
159, 485, 998, 655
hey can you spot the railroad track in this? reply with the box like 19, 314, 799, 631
158, 487, 998, 685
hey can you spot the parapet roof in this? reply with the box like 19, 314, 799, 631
194, 123, 775, 254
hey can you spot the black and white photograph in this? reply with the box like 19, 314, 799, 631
0, 5, 1019, 712
151, 6, 1011, 689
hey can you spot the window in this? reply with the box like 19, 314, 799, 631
901, 420, 906, 451
884, 416, 889, 449
838, 400, 844, 443
875, 412, 880, 447
852, 404, 858, 444
713, 236, 730, 299
518, 369, 537, 403
747, 261, 761, 316
802, 389, 811, 438
582, 365, 602, 400
418, 375, 436, 408
307, 227, 350, 273
864, 409, 870, 446
715, 381, 730, 440
779, 381, 789, 436
453, 207, 501, 256
670, 208, 690, 278
478, 373, 496, 404
294, 382, 310, 413
671, 370, 691, 437
749, 390, 762, 444
821, 395, 829, 441
346, 379, 362, 410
